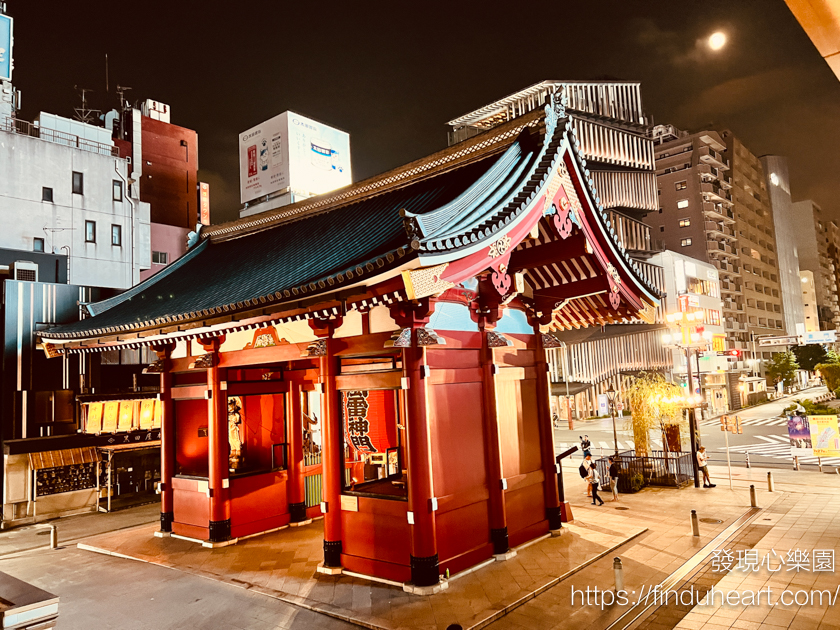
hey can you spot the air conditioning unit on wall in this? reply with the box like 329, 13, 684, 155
11, 261, 38, 282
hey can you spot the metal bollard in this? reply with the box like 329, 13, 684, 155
794, 456, 800, 471
614, 557, 624, 592
818, 457, 823, 473
767, 472, 774, 492
745, 453, 751, 469
749, 484, 757, 508
49, 524, 58, 550
691, 510, 700, 537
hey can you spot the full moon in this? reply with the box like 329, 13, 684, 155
709, 32, 727, 50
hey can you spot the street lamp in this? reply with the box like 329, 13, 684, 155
661, 309, 711, 488
606, 383, 619, 456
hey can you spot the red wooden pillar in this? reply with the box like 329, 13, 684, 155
154, 343, 175, 533
309, 318, 343, 568
534, 331, 563, 532
479, 327, 510, 555
404, 328, 439, 586
199, 337, 231, 543
287, 381, 308, 524
391, 299, 439, 587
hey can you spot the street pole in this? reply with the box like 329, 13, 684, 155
685, 346, 700, 488
611, 403, 618, 456
724, 421, 732, 490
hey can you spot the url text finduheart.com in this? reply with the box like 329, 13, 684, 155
571, 584, 840, 610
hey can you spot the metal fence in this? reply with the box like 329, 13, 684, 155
0, 116, 121, 158
595, 449, 693, 492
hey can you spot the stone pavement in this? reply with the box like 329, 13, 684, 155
62, 463, 838, 630
483, 464, 839, 630
78, 516, 644, 630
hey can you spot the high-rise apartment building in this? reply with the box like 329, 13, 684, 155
721, 132, 786, 347
791, 200, 840, 330
761, 155, 805, 335
652, 126, 744, 348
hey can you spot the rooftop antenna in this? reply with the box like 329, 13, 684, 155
116, 84, 132, 111
105, 53, 109, 93
73, 86, 100, 125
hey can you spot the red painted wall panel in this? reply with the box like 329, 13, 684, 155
436, 500, 490, 565
230, 470, 289, 538
497, 378, 542, 479
341, 506, 410, 567
240, 394, 286, 472
175, 399, 208, 476
505, 480, 546, 537
173, 487, 209, 528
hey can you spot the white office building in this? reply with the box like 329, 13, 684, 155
0, 112, 151, 289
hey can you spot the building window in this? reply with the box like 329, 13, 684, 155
112, 180, 123, 202
85, 220, 96, 243
42, 187, 53, 202
675, 180, 687, 191
33, 238, 45, 252
677, 199, 689, 209
679, 218, 691, 228
152, 251, 168, 265
72, 172, 84, 195
660, 226, 665, 232
681, 238, 692, 247
111, 224, 122, 246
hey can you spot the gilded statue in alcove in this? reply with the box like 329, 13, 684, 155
228, 397, 244, 470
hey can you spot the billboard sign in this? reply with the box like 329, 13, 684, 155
238, 111, 351, 205
788, 414, 840, 458
758, 335, 799, 347
0, 13, 12, 82
198, 182, 210, 226
801, 330, 836, 345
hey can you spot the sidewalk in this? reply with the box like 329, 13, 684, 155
484, 465, 840, 630
0, 502, 160, 558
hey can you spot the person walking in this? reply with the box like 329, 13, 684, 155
607, 456, 619, 501
552, 412, 560, 428
587, 463, 604, 506
697, 446, 715, 488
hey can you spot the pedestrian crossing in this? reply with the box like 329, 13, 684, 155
721, 434, 840, 466
557, 440, 659, 454
698, 416, 789, 428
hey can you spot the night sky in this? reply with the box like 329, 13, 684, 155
7, 1, 839, 225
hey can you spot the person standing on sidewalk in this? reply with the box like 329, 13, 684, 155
579, 454, 593, 497
697, 446, 715, 488
607, 456, 619, 501
587, 463, 604, 506
580, 435, 592, 459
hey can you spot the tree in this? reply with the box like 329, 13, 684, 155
624, 372, 687, 456
825, 348, 840, 364
815, 362, 840, 391
792, 344, 827, 372
765, 351, 799, 389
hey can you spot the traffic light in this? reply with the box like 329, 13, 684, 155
717, 349, 741, 359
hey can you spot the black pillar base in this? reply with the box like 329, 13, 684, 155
289, 502, 307, 523
324, 539, 343, 567
546, 506, 563, 530
208, 518, 231, 543
160, 511, 173, 533
410, 553, 440, 587
490, 526, 509, 555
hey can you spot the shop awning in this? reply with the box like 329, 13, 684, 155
28, 447, 99, 470
550, 381, 593, 396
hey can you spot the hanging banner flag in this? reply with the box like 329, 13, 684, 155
342, 390, 398, 455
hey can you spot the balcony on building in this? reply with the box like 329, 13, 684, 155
698, 145, 728, 170
720, 279, 742, 294
702, 201, 736, 224
704, 220, 737, 241
706, 239, 737, 259
698, 163, 732, 189
700, 182, 733, 206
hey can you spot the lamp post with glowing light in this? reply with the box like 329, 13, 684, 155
606, 384, 619, 456
661, 309, 712, 488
